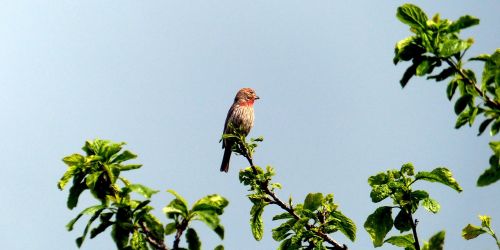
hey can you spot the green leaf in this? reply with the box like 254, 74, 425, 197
440, 39, 470, 58
186, 228, 201, 250
394, 209, 412, 232
143, 213, 164, 240
75, 206, 106, 247
164, 222, 177, 235
192, 194, 229, 215
455, 111, 470, 129
67, 176, 87, 209
120, 164, 143, 171
400, 63, 419, 87
330, 210, 356, 242
416, 59, 432, 76
165, 189, 189, 216
58, 165, 78, 190
272, 219, 295, 241
448, 15, 480, 32
476, 164, 500, 186
214, 245, 224, 250
250, 202, 267, 241
462, 224, 486, 240
63, 154, 85, 166
364, 206, 393, 247
454, 94, 472, 115
193, 210, 224, 239
370, 184, 391, 203
396, 4, 428, 30
66, 205, 106, 231
131, 229, 148, 250
303, 193, 323, 211
427, 231, 445, 250
111, 150, 137, 164
385, 234, 415, 249
415, 167, 463, 192
422, 197, 440, 213
273, 212, 294, 221
85, 171, 102, 190
428, 67, 455, 82
478, 118, 494, 136
90, 218, 114, 239
127, 184, 159, 199
411, 190, 429, 202
491, 119, 500, 136
446, 79, 458, 100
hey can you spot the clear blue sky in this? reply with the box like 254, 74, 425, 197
1, 1, 499, 249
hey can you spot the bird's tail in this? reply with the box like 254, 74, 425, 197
220, 146, 231, 172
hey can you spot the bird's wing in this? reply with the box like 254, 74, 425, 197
222, 104, 235, 149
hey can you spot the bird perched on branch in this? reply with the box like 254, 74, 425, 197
220, 88, 259, 172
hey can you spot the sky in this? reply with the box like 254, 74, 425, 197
1, 1, 499, 250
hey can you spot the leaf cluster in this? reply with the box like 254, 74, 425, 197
394, 3, 500, 186
364, 163, 462, 249
59, 139, 227, 250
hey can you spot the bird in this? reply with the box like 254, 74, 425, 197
220, 88, 260, 172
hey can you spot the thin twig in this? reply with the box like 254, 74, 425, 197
244, 154, 348, 250
408, 213, 421, 250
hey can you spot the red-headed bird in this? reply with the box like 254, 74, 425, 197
220, 88, 259, 172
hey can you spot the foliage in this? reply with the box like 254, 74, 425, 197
226, 129, 354, 250
364, 163, 462, 250
462, 215, 500, 249
393, 3, 500, 186
58, 139, 227, 250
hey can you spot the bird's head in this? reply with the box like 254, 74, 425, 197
235, 88, 260, 105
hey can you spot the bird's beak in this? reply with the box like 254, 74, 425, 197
255, 95, 260, 100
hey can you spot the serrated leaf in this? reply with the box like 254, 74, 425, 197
440, 39, 469, 58
186, 228, 201, 250
364, 206, 393, 247
273, 212, 294, 221
330, 210, 356, 242
303, 193, 323, 211
415, 167, 463, 192
396, 4, 428, 30
422, 197, 440, 213
142, 213, 164, 240
385, 234, 415, 248
272, 219, 295, 241
250, 202, 267, 241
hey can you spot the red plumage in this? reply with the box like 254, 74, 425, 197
220, 88, 259, 172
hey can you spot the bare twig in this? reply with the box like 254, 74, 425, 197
173, 219, 188, 250
408, 213, 421, 250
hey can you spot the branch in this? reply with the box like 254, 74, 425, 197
139, 222, 169, 250
172, 219, 188, 250
408, 213, 421, 250
244, 154, 348, 250
444, 58, 500, 109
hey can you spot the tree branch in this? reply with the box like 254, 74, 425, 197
244, 154, 348, 250
444, 58, 500, 109
139, 221, 169, 250
173, 219, 188, 250
408, 213, 421, 250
